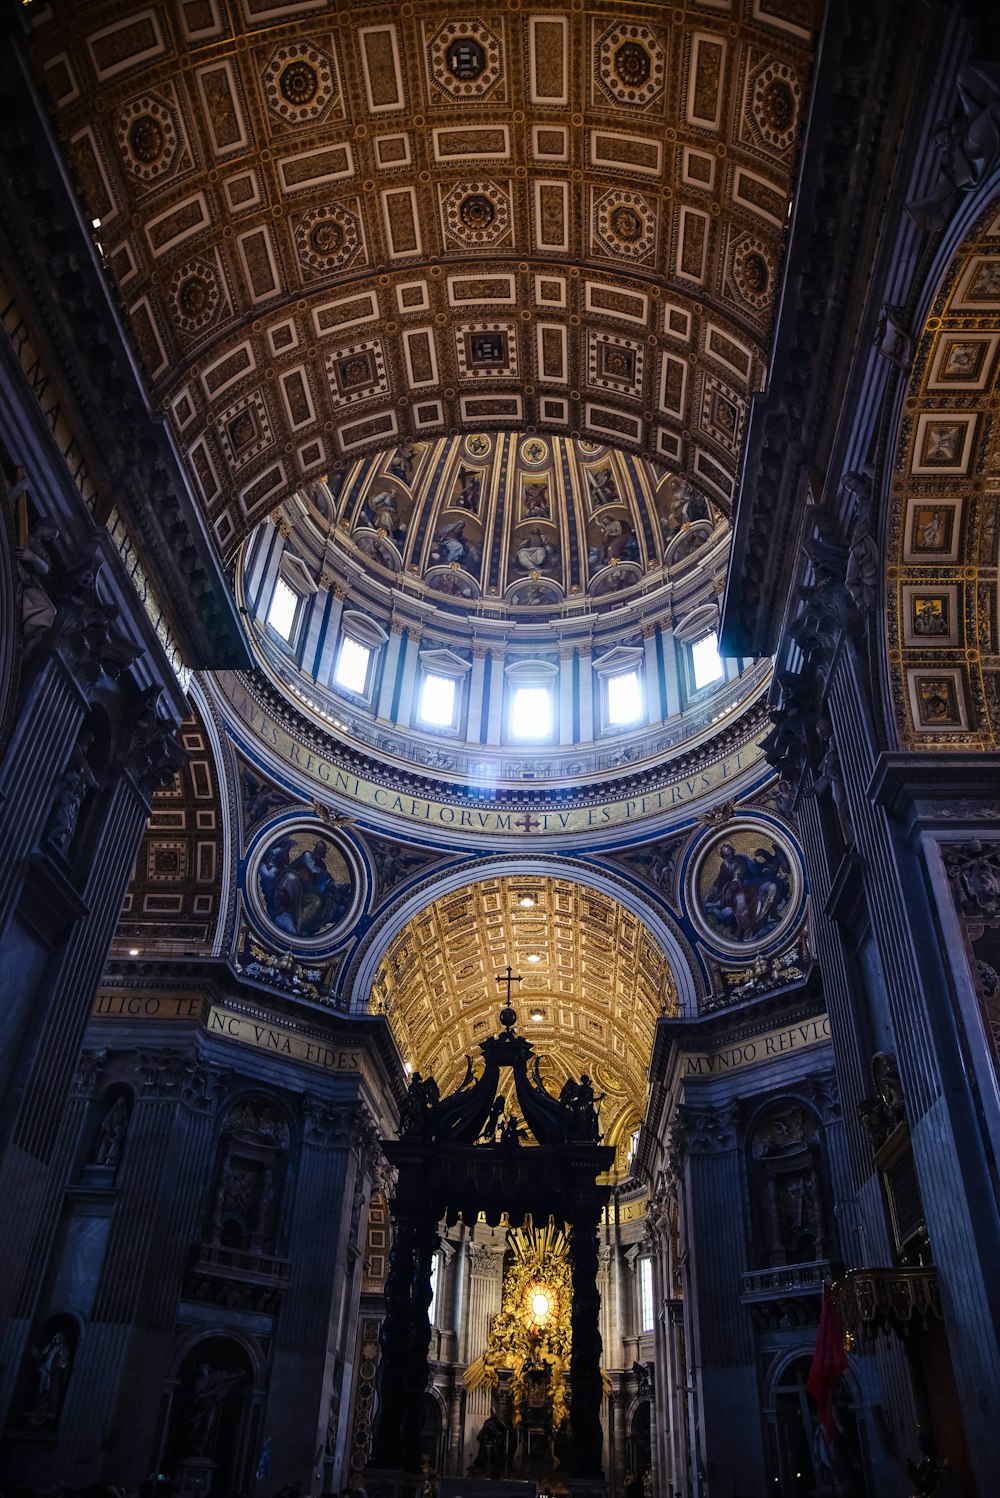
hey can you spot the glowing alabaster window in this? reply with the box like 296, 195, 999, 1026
419, 672, 457, 728
607, 668, 643, 726
334, 635, 372, 695
266, 576, 299, 642
640, 1257, 655, 1331
691, 630, 724, 690
510, 684, 553, 740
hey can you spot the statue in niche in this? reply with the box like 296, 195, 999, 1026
777, 1172, 823, 1260
92, 1096, 129, 1169
220, 1160, 259, 1219
43, 730, 98, 857
177, 1362, 245, 1457
24, 1331, 71, 1426
15, 518, 61, 649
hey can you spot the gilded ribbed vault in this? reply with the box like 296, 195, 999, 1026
369, 874, 678, 1168
28, 0, 818, 558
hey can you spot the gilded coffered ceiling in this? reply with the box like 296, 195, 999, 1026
369, 874, 679, 1151
886, 203, 1000, 748
28, 0, 818, 560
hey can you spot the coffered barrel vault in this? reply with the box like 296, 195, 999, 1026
28, 1, 817, 557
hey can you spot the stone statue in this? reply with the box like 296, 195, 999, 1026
906, 62, 1000, 231
177, 1362, 245, 1456
43, 730, 98, 857
15, 519, 60, 649
399, 1072, 440, 1136
92, 1096, 129, 1169
807, 719, 853, 844
24, 1330, 71, 1425
499, 1113, 526, 1148
559, 1074, 604, 1140
842, 471, 879, 617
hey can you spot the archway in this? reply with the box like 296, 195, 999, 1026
883, 188, 1000, 751
363, 871, 686, 1144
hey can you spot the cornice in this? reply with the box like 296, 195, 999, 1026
0, 36, 248, 670
721, 0, 919, 656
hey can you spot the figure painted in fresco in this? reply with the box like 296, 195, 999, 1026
389, 442, 418, 484
589, 513, 638, 569
453, 466, 482, 512
356, 533, 400, 571
428, 570, 476, 599
515, 527, 559, 573
703, 840, 791, 943
586, 466, 619, 510
522, 481, 550, 519
429, 520, 481, 573
661, 480, 711, 540
356, 489, 407, 547
258, 835, 352, 939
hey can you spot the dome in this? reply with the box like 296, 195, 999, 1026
287, 433, 727, 617
235, 431, 769, 821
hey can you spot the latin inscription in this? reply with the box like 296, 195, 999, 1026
684, 1015, 830, 1076
219, 671, 762, 836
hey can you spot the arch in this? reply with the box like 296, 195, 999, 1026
9, 1310, 82, 1434
347, 854, 702, 1019
161, 1333, 259, 1496
165, 1324, 267, 1390
882, 175, 1000, 748
114, 690, 227, 955
744, 1097, 829, 1269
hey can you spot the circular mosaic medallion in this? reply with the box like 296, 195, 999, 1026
686, 821, 801, 955
246, 820, 362, 950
